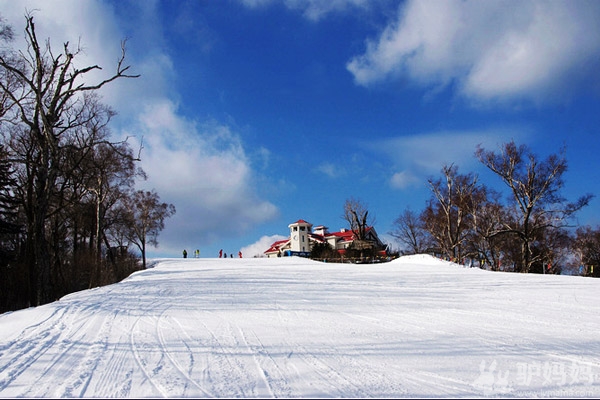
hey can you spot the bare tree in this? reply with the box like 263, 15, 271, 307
468, 185, 508, 270
342, 197, 377, 257
572, 226, 600, 277
80, 141, 143, 287
343, 197, 371, 242
0, 14, 138, 305
424, 164, 480, 261
124, 190, 175, 269
476, 140, 593, 273
533, 226, 571, 275
389, 207, 430, 254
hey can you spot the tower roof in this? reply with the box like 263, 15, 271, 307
288, 219, 312, 228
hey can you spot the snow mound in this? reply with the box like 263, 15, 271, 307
391, 253, 451, 266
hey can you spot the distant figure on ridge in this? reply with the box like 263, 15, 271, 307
183, 249, 187, 258
219, 249, 223, 258
238, 251, 242, 258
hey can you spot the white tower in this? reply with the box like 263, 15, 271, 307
288, 219, 313, 253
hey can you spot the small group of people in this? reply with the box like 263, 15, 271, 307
182, 249, 200, 258
182, 248, 242, 258
219, 249, 242, 258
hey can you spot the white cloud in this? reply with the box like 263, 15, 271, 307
390, 171, 418, 189
286, 0, 371, 21
240, 0, 371, 21
2, 1, 120, 60
347, 0, 600, 104
239, 0, 272, 8
240, 234, 287, 258
315, 162, 343, 179
129, 100, 279, 254
367, 128, 529, 190
2, 1, 279, 256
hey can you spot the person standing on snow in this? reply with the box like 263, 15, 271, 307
183, 249, 187, 258
219, 249, 223, 258
238, 251, 242, 258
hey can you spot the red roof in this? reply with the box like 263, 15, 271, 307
326, 230, 355, 241
310, 233, 325, 242
264, 239, 289, 254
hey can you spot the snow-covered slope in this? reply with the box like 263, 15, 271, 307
1, 256, 599, 398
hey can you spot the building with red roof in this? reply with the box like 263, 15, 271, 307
264, 219, 385, 258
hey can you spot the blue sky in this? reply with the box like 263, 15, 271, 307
3, 0, 600, 258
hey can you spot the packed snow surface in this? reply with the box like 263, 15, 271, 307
1, 255, 599, 398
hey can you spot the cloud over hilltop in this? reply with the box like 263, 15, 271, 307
128, 100, 279, 255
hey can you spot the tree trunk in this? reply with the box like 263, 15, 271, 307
30, 195, 53, 305
27, 141, 54, 306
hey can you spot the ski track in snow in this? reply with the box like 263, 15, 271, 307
1, 255, 600, 398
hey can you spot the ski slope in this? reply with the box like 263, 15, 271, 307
0, 255, 599, 398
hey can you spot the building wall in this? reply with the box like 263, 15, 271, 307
266, 221, 385, 258
289, 221, 312, 253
